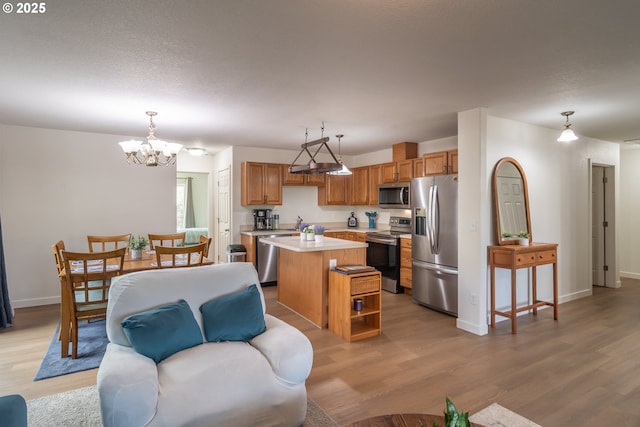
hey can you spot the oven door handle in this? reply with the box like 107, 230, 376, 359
366, 236, 398, 245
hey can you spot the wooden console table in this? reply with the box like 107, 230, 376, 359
488, 242, 558, 333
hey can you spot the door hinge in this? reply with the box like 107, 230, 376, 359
603, 265, 609, 271
603, 221, 609, 227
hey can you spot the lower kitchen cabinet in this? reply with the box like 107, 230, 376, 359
240, 234, 256, 266
400, 237, 412, 292
329, 270, 382, 342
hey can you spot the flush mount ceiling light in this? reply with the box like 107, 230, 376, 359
327, 134, 352, 176
288, 122, 343, 174
186, 147, 208, 156
557, 111, 579, 142
119, 111, 183, 166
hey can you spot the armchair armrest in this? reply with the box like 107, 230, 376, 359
250, 314, 313, 385
97, 344, 159, 427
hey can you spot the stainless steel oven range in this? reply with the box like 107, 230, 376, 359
365, 216, 411, 293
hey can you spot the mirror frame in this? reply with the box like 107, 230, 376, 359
492, 157, 532, 246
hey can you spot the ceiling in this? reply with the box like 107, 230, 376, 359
1, 0, 640, 155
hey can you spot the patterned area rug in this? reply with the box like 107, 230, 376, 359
33, 319, 107, 381
470, 403, 542, 427
27, 386, 339, 427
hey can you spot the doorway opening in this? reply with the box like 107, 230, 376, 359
591, 164, 616, 287
176, 172, 210, 247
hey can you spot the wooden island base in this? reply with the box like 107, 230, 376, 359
277, 246, 365, 328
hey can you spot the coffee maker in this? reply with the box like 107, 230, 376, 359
253, 209, 273, 230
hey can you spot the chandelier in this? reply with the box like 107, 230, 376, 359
119, 111, 183, 166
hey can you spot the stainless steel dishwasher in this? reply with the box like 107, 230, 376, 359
256, 234, 293, 285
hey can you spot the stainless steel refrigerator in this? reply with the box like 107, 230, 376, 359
411, 175, 458, 316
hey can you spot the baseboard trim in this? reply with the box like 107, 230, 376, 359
456, 318, 488, 336
11, 296, 60, 308
620, 271, 640, 280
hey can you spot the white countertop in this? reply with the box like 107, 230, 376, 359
241, 225, 386, 237
259, 235, 367, 252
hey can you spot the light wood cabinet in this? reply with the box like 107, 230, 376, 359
241, 162, 283, 206
282, 167, 325, 186
351, 166, 369, 205
240, 234, 256, 266
423, 149, 458, 176
326, 231, 366, 242
329, 270, 382, 342
381, 160, 414, 183
400, 238, 412, 290
413, 157, 425, 178
368, 164, 381, 206
318, 174, 351, 205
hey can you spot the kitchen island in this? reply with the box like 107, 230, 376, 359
260, 235, 367, 327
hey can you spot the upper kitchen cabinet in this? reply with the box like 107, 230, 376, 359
423, 149, 458, 176
282, 166, 325, 186
368, 164, 381, 206
351, 166, 369, 205
318, 173, 351, 205
241, 162, 283, 206
381, 160, 414, 183
413, 157, 425, 178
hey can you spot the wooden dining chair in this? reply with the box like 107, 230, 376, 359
154, 243, 207, 269
199, 235, 212, 258
87, 234, 131, 253
51, 240, 66, 275
148, 232, 186, 250
61, 247, 126, 359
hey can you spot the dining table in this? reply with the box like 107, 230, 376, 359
58, 250, 214, 358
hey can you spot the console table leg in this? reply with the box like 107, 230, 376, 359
511, 267, 517, 334
491, 265, 496, 327
532, 266, 538, 315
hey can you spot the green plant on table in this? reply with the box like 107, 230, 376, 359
516, 230, 530, 239
420, 397, 471, 427
129, 235, 149, 250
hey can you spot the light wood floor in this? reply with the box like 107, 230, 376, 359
1, 279, 639, 426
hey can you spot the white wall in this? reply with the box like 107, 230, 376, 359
620, 147, 640, 278
457, 108, 620, 335
0, 124, 176, 307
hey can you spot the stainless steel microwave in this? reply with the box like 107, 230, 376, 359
378, 183, 410, 208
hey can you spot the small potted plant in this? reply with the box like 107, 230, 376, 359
303, 225, 315, 241
298, 223, 309, 241
313, 225, 325, 242
129, 235, 148, 260
516, 231, 530, 246
419, 397, 470, 427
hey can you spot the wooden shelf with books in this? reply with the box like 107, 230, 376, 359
328, 269, 381, 342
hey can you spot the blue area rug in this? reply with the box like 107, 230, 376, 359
34, 319, 108, 381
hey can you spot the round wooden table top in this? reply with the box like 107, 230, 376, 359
346, 413, 483, 427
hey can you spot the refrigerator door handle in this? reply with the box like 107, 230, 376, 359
412, 259, 458, 276
427, 185, 435, 253
432, 184, 440, 254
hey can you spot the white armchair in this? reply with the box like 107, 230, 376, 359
97, 263, 313, 427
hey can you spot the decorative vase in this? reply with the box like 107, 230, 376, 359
315, 234, 324, 243
299, 233, 306, 241
306, 232, 315, 241
130, 249, 142, 260
368, 218, 376, 229
519, 238, 529, 246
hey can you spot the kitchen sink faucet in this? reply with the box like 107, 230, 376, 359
295, 216, 303, 230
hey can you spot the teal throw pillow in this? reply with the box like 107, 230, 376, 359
199, 284, 266, 342
121, 299, 203, 363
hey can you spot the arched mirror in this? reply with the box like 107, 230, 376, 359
492, 157, 531, 245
